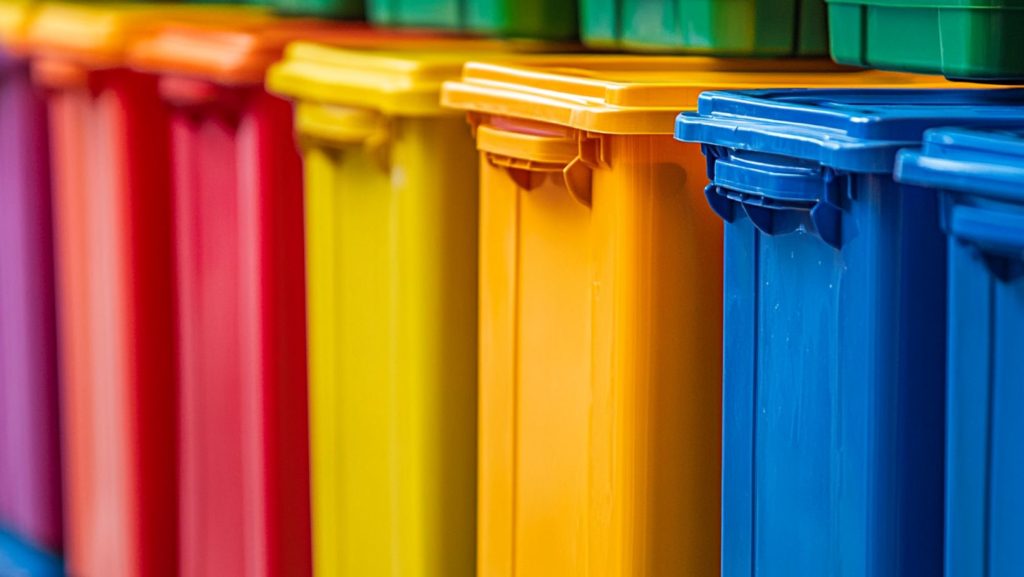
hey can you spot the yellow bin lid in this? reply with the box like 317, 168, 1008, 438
23, 2, 269, 69
266, 41, 582, 117
441, 57, 973, 135
0, 0, 36, 52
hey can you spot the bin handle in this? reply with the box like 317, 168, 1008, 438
703, 144, 846, 249
477, 124, 601, 207
296, 102, 391, 170
948, 203, 1024, 279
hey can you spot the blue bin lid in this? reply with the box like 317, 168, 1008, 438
675, 88, 1024, 174
896, 126, 1024, 201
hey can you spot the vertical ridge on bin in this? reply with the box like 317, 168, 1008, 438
896, 126, 1024, 577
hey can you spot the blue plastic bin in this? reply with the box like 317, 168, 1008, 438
896, 126, 1024, 577
0, 528, 63, 577
675, 88, 1024, 577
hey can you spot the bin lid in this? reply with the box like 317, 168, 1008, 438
896, 126, 1024, 199
0, 0, 33, 52
24, 3, 269, 69
130, 20, 456, 86
440, 58, 966, 135
676, 88, 1024, 173
266, 40, 576, 116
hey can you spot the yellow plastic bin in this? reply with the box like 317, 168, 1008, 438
266, 44, 567, 577
441, 59, 963, 577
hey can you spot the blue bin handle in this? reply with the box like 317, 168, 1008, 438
949, 204, 1024, 270
703, 145, 845, 249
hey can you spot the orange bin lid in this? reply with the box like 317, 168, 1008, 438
441, 57, 985, 135
128, 19, 467, 86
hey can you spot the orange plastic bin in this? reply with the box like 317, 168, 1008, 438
23, 5, 263, 577
128, 20, 456, 577
441, 58, 962, 577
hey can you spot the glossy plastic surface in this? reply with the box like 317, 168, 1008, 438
676, 88, 1024, 577
0, 51, 61, 553
269, 47, 490, 577
442, 63, 980, 577
43, 65, 178, 577
896, 126, 1024, 577
367, 0, 577, 39
581, 0, 827, 55
165, 84, 310, 577
828, 0, 1024, 81
0, 528, 64, 577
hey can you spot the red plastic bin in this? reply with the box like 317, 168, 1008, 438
127, 20, 454, 577
23, 5, 267, 577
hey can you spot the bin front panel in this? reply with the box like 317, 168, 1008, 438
477, 125, 722, 577
302, 113, 477, 577
0, 54, 62, 552
48, 69, 177, 577
170, 87, 311, 577
717, 173, 946, 577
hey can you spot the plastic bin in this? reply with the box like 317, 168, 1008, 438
441, 60, 962, 577
581, 0, 827, 55
24, 5, 264, 577
0, 0, 61, 553
274, 0, 362, 18
269, 44, 538, 577
895, 126, 1024, 577
676, 88, 1024, 577
0, 528, 64, 577
128, 20, 459, 577
367, 0, 577, 40
828, 0, 1024, 82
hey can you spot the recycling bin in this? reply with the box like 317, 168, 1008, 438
581, 0, 827, 55
0, 0, 61, 553
897, 125, 1024, 577
676, 87, 1024, 577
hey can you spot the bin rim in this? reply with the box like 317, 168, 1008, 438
129, 21, 457, 87
265, 40, 578, 117
675, 88, 1024, 173
23, 3, 268, 70
896, 126, 1024, 200
440, 59, 967, 136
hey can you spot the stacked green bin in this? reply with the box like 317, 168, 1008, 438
828, 0, 1024, 81
580, 0, 828, 55
367, 0, 577, 40
274, 0, 362, 18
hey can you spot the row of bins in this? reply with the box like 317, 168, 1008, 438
211, 0, 1024, 82
0, 2, 1022, 577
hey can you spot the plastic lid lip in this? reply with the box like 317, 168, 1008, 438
129, 21, 377, 86
443, 60, 980, 135
675, 88, 1024, 173
895, 127, 1024, 200
23, 3, 269, 69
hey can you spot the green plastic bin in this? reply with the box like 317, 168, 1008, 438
273, 0, 362, 18
580, 0, 828, 55
367, 0, 576, 40
828, 0, 1024, 81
